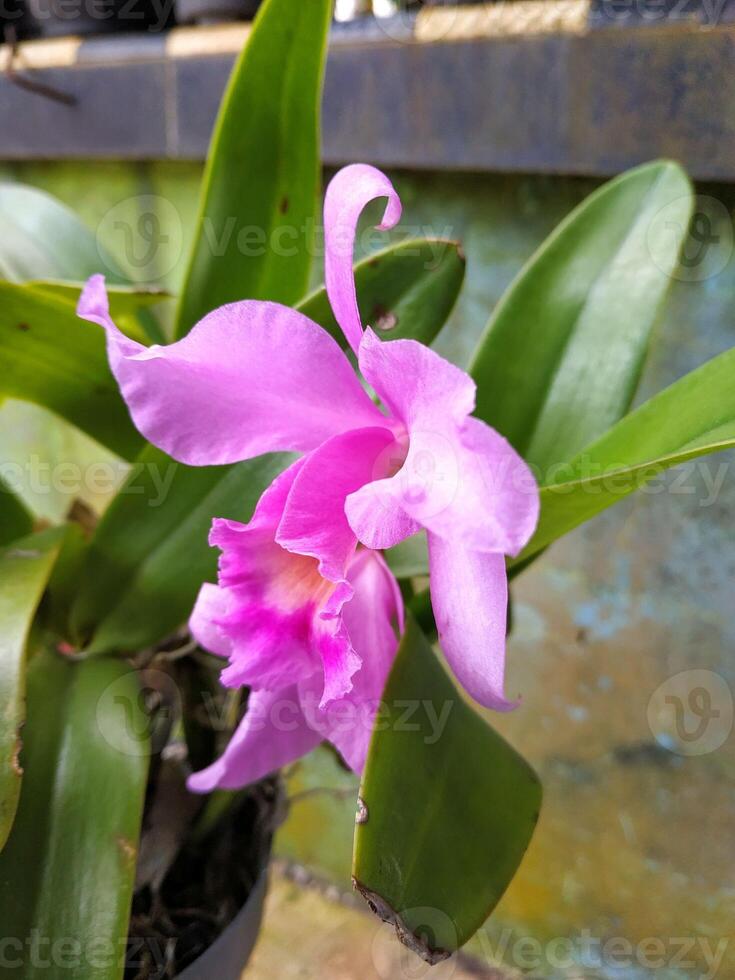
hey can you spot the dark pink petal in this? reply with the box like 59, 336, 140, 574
324, 165, 402, 355
187, 685, 322, 793
189, 459, 359, 699
208, 528, 354, 696
77, 274, 384, 466
299, 549, 403, 774
428, 533, 517, 712
348, 330, 539, 555
276, 425, 402, 582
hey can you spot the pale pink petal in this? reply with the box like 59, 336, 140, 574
276, 425, 402, 582
348, 330, 539, 555
77, 274, 385, 466
299, 550, 403, 774
189, 583, 232, 658
428, 533, 517, 712
187, 685, 322, 793
358, 326, 475, 426
324, 165, 402, 355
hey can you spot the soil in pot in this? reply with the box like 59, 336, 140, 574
125, 770, 279, 979
122, 652, 282, 980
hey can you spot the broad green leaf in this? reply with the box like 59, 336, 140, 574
71, 447, 290, 653
297, 239, 466, 348
353, 618, 541, 961
520, 346, 735, 562
385, 532, 429, 579
0, 183, 164, 343
27, 279, 169, 345
0, 479, 33, 547
471, 161, 693, 476
0, 182, 122, 284
174, 0, 332, 336
0, 652, 149, 978
0, 282, 143, 460
43, 523, 89, 642
0, 527, 66, 851
30, 279, 169, 322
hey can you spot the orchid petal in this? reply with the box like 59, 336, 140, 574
324, 165, 402, 355
359, 326, 475, 426
189, 457, 360, 706
428, 533, 517, 712
187, 685, 322, 793
276, 425, 401, 582
348, 330, 539, 554
78, 274, 385, 466
300, 550, 403, 774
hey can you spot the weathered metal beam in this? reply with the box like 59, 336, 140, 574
0, 10, 733, 179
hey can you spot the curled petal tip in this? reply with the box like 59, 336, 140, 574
324, 163, 403, 355
77, 273, 110, 324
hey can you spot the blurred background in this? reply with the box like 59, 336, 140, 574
1, 2, 734, 978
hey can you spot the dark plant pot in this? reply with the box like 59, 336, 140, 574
175, 871, 268, 980
18, 0, 170, 40
175, 0, 260, 25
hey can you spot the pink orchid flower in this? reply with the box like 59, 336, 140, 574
78, 164, 539, 791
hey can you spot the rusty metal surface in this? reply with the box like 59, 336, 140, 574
1, 18, 735, 179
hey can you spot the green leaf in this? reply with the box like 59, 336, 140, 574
71, 447, 291, 653
0, 480, 33, 547
0, 182, 123, 284
0, 527, 66, 851
0, 281, 143, 460
43, 523, 89, 642
520, 345, 735, 562
471, 161, 693, 475
353, 618, 541, 961
297, 239, 466, 348
29, 279, 169, 320
0, 652, 149, 978
174, 0, 332, 337
385, 532, 429, 579
0, 184, 165, 344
